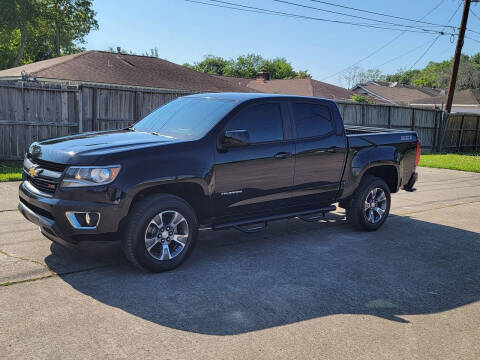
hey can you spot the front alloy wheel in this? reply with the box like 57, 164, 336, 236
122, 194, 198, 272
145, 211, 189, 261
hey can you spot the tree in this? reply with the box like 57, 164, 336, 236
384, 69, 421, 85
43, 0, 98, 57
224, 54, 264, 78
183, 54, 310, 79
0, 0, 98, 70
0, 0, 39, 68
261, 57, 297, 79
351, 94, 373, 104
295, 70, 311, 79
186, 54, 231, 75
340, 66, 384, 89
384, 53, 480, 90
144, 47, 159, 58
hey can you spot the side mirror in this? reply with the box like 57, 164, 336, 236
222, 129, 250, 148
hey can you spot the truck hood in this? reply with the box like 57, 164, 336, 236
28, 130, 182, 164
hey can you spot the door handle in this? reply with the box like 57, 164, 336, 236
274, 152, 290, 159
326, 146, 340, 153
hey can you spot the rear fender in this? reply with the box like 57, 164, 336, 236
340, 145, 400, 199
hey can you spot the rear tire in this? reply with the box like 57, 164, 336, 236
346, 176, 391, 231
122, 194, 198, 272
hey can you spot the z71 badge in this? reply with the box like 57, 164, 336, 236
221, 190, 243, 196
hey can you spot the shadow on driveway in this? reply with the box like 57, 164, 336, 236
45, 213, 480, 335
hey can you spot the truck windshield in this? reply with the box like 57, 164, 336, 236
132, 97, 237, 139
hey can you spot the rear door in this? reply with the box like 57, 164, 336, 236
290, 100, 347, 206
213, 100, 295, 221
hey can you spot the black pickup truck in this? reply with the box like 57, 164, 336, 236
18, 93, 420, 272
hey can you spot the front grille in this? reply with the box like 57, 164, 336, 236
27, 155, 68, 173
28, 176, 58, 194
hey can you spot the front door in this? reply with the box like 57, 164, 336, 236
213, 101, 295, 222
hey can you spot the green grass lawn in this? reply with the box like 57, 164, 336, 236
419, 153, 480, 173
0, 161, 23, 182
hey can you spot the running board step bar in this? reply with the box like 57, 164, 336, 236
212, 205, 337, 233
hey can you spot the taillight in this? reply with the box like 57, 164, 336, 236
415, 139, 421, 166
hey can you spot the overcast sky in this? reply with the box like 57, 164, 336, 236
85, 0, 480, 86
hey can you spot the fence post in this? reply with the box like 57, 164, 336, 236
457, 115, 465, 152
388, 106, 392, 128
474, 116, 480, 152
134, 91, 142, 122
411, 108, 415, 130
433, 111, 438, 152
362, 104, 366, 126
76, 88, 82, 133
438, 111, 448, 153
92, 87, 97, 131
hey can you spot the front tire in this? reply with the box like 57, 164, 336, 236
346, 176, 391, 231
122, 194, 198, 272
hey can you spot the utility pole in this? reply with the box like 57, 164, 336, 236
445, 0, 472, 113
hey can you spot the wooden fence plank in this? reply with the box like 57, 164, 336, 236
457, 115, 465, 152
475, 117, 480, 151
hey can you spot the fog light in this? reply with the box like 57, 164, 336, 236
66, 212, 100, 229
85, 212, 99, 226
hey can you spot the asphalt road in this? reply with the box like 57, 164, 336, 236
1, 167, 479, 359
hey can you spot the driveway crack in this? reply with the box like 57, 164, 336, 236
0, 249, 54, 272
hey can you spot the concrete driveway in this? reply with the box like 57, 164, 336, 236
1, 167, 479, 359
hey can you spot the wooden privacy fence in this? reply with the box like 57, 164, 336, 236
0, 80, 477, 160
0, 81, 192, 160
336, 101, 444, 153
440, 113, 480, 152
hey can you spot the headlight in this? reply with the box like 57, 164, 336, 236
61, 165, 121, 187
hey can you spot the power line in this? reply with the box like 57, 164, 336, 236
274, 0, 451, 33
465, 35, 480, 43
408, 0, 463, 70
308, 0, 480, 36
470, 8, 480, 22
408, 35, 443, 70
320, 0, 448, 82
375, 39, 441, 68
307, 0, 457, 28
184, 0, 455, 35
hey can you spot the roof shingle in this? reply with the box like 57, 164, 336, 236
214, 75, 353, 100
0, 51, 254, 92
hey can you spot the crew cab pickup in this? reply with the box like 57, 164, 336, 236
18, 93, 420, 272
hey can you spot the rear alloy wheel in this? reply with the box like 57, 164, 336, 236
363, 187, 387, 225
346, 176, 391, 231
122, 194, 198, 272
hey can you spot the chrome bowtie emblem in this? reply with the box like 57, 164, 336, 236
28, 166, 42, 177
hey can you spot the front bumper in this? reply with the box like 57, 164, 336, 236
18, 181, 124, 247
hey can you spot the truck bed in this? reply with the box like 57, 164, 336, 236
345, 125, 417, 147
344, 125, 413, 135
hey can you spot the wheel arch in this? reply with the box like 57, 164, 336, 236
362, 165, 399, 193
122, 180, 211, 226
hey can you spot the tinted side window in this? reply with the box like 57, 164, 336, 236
292, 103, 334, 139
227, 103, 284, 143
